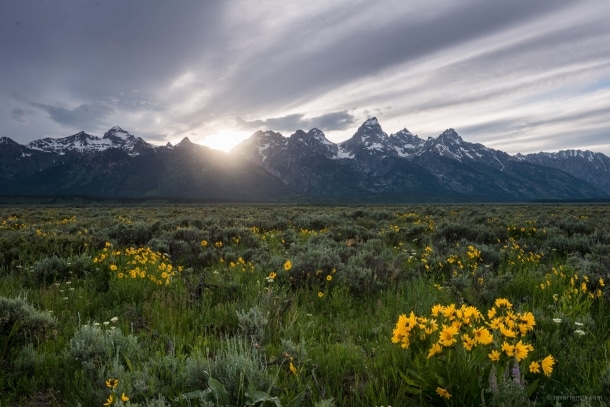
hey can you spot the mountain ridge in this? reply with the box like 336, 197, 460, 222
1, 118, 609, 202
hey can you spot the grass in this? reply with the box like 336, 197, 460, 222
0, 204, 609, 406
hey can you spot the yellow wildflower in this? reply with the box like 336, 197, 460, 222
427, 342, 443, 358
284, 260, 292, 271
121, 393, 129, 402
103, 394, 114, 406
529, 361, 541, 373
513, 340, 531, 362
436, 387, 451, 399
501, 341, 514, 357
488, 349, 500, 361
438, 324, 458, 347
105, 378, 119, 389
462, 333, 476, 351
494, 298, 513, 309
541, 355, 555, 376
473, 327, 493, 345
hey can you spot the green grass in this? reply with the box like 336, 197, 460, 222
0, 204, 609, 406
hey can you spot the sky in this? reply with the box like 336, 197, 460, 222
2, 0, 610, 156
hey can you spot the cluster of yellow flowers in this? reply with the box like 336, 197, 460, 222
392, 297, 555, 398
507, 220, 545, 238
540, 266, 604, 319
501, 237, 543, 270
228, 256, 254, 273
0, 215, 26, 230
94, 242, 182, 286
104, 378, 129, 406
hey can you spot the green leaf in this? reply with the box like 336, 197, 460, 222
284, 389, 308, 407
208, 377, 230, 405
245, 390, 282, 406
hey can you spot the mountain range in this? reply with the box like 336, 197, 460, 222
1, 120, 609, 202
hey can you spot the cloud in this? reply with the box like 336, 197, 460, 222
29, 101, 116, 129
10, 107, 27, 124
1, 1, 609, 156
236, 111, 356, 133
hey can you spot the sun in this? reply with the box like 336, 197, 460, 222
204, 129, 250, 152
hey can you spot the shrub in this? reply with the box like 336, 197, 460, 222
0, 295, 56, 370
209, 336, 272, 404
31, 256, 70, 286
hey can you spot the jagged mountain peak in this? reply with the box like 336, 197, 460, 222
438, 128, 462, 141
0, 136, 18, 145
338, 117, 393, 158
177, 137, 193, 146
103, 126, 133, 140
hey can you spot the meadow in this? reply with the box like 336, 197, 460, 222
0, 204, 609, 406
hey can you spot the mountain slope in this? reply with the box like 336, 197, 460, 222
2, 120, 609, 202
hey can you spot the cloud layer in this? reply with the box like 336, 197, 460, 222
1, 0, 609, 155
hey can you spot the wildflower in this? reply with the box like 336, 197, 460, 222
438, 324, 458, 347
552, 318, 562, 324
431, 304, 443, 317
284, 260, 292, 271
488, 350, 500, 361
529, 361, 541, 373
436, 387, 451, 399
442, 303, 456, 319
462, 333, 476, 351
499, 323, 516, 338
105, 378, 119, 389
513, 340, 531, 362
489, 317, 502, 330
289, 361, 297, 375
599, 278, 605, 287
473, 327, 494, 345
268, 271, 277, 280
109, 264, 118, 271
326, 275, 332, 281
427, 343, 442, 358
121, 393, 129, 402
574, 329, 586, 336
519, 312, 536, 331
541, 355, 555, 376
110, 317, 119, 323
501, 341, 514, 357
574, 322, 584, 326
494, 298, 513, 309
317, 291, 324, 298
103, 393, 114, 406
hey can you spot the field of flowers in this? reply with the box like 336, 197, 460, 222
0, 204, 609, 406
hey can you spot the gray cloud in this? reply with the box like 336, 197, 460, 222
0, 0, 609, 156
10, 107, 27, 124
29, 101, 116, 129
236, 111, 356, 133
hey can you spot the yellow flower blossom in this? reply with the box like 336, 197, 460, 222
541, 355, 555, 376
473, 327, 493, 345
436, 387, 451, 399
501, 341, 514, 357
488, 349, 501, 361
438, 324, 458, 347
427, 342, 443, 358
513, 340, 532, 362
